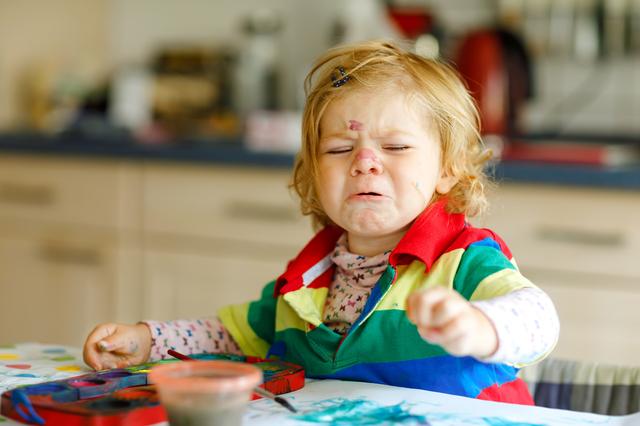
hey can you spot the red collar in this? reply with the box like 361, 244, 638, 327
389, 199, 466, 268
274, 200, 510, 296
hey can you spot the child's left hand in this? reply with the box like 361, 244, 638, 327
406, 287, 498, 358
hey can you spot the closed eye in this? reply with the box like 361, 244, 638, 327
383, 145, 410, 152
326, 147, 353, 154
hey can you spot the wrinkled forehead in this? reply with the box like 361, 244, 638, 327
318, 84, 437, 136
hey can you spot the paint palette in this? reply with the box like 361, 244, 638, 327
0, 353, 304, 425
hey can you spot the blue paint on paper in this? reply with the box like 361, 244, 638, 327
14, 374, 37, 378
42, 348, 66, 354
482, 418, 546, 426
294, 398, 428, 425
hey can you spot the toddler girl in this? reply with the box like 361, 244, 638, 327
84, 41, 559, 404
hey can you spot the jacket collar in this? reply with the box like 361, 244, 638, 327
389, 199, 466, 268
274, 199, 467, 296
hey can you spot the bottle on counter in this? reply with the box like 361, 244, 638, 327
233, 9, 282, 116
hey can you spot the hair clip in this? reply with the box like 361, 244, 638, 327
331, 66, 350, 88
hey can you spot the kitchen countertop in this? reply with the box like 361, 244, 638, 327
1, 132, 639, 190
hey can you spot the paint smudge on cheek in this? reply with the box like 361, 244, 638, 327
348, 120, 363, 131
413, 181, 429, 205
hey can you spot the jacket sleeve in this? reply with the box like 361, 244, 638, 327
453, 240, 559, 367
453, 241, 535, 300
217, 280, 278, 358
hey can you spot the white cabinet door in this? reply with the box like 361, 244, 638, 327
0, 229, 136, 347
142, 248, 288, 321
141, 164, 313, 322
523, 266, 640, 366
142, 164, 313, 248
0, 155, 140, 230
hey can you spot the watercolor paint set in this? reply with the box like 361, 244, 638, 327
0, 353, 304, 425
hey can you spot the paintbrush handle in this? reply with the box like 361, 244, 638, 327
253, 386, 297, 413
167, 349, 192, 361
252, 386, 276, 399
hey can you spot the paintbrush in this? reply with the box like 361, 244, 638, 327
166, 349, 297, 413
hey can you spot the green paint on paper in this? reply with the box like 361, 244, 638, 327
51, 356, 75, 362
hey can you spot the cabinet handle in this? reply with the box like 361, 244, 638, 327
534, 226, 625, 248
39, 244, 102, 266
223, 200, 299, 222
0, 182, 55, 206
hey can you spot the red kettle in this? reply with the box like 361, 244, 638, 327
454, 28, 534, 136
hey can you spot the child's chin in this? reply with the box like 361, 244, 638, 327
346, 211, 401, 235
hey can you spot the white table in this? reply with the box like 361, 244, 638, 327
2, 344, 639, 425
245, 380, 640, 426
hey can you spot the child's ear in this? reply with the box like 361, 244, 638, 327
435, 173, 458, 195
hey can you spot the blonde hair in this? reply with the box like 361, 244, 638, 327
291, 40, 492, 229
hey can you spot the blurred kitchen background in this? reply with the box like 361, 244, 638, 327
0, 1, 639, 367
2, 0, 640, 141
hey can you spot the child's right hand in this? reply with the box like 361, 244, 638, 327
83, 323, 152, 370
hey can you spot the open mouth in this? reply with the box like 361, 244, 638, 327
358, 192, 382, 196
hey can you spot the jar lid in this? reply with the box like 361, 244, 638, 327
149, 360, 262, 394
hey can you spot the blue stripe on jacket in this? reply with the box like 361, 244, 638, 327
311, 355, 519, 398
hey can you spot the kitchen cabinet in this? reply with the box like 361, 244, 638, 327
473, 183, 640, 365
0, 226, 139, 346
140, 164, 313, 320
142, 249, 285, 321
0, 155, 142, 346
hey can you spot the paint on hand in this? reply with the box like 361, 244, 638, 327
293, 398, 427, 424
349, 120, 364, 131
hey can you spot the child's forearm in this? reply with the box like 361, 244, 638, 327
472, 287, 560, 366
142, 317, 243, 361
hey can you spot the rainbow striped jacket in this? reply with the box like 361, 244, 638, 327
219, 201, 536, 404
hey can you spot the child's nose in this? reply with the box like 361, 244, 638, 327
350, 148, 383, 176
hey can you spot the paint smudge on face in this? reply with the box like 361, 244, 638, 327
293, 398, 428, 425
349, 120, 364, 131
413, 181, 429, 204
356, 148, 379, 162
